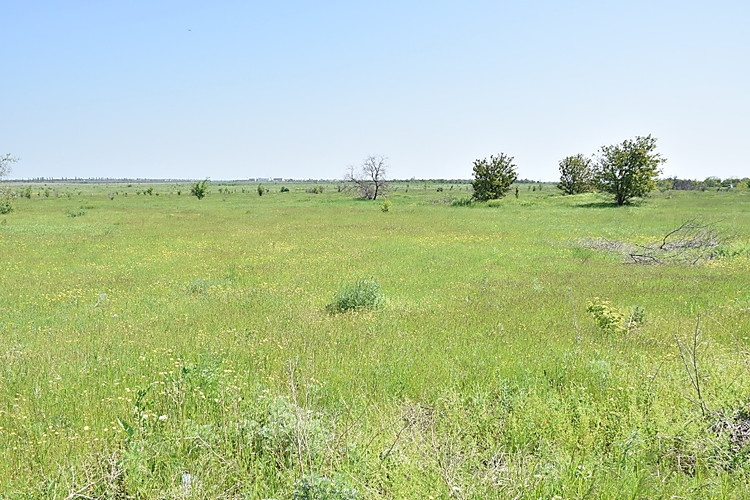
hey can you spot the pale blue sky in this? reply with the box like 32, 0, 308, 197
2, 1, 748, 180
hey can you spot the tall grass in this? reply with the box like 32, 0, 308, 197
0, 182, 749, 497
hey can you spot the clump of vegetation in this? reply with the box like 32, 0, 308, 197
327, 279, 382, 314
0, 154, 17, 214
280, 186, 290, 192
253, 395, 332, 469
450, 197, 473, 207
292, 472, 359, 500
258, 184, 267, 196
0, 190, 13, 214
380, 198, 392, 212
307, 186, 324, 194
191, 179, 209, 200
586, 297, 644, 334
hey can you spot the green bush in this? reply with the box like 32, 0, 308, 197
191, 179, 209, 200
450, 197, 473, 207
586, 298, 644, 334
292, 472, 359, 500
327, 279, 382, 314
0, 190, 13, 214
380, 198, 392, 212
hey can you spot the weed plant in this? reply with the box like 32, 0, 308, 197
327, 279, 382, 314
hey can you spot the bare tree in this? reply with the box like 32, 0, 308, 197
346, 155, 388, 200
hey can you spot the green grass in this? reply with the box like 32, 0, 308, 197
1, 181, 750, 498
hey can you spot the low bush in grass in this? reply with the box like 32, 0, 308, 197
450, 197, 473, 207
292, 473, 359, 500
327, 279, 382, 314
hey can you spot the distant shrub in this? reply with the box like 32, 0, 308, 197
307, 186, 324, 194
66, 209, 86, 218
191, 179, 209, 200
258, 184, 267, 196
450, 197, 473, 207
436, 187, 443, 192
0, 189, 13, 214
280, 186, 290, 192
327, 279, 382, 314
185, 278, 210, 295
380, 198, 392, 212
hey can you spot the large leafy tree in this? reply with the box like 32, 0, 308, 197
471, 153, 517, 201
593, 135, 665, 205
557, 154, 593, 195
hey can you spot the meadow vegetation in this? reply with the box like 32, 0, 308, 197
1, 180, 749, 498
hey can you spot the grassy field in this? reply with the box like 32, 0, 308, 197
1, 181, 750, 498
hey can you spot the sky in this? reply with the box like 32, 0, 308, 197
1, 1, 748, 181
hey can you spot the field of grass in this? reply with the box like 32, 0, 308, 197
1, 181, 750, 498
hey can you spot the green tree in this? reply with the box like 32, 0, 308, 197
557, 154, 593, 195
593, 135, 665, 205
190, 179, 209, 200
471, 153, 517, 201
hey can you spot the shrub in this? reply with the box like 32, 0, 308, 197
254, 396, 331, 469
450, 197, 473, 207
380, 199, 392, 212
586, 298, 644, 334
327, 279, 382, 314
191, 179, 209, 200
280, 186, 290, 192
0, 190, 13, 214
292, 472, 359, 500
586, 298, 625, 334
